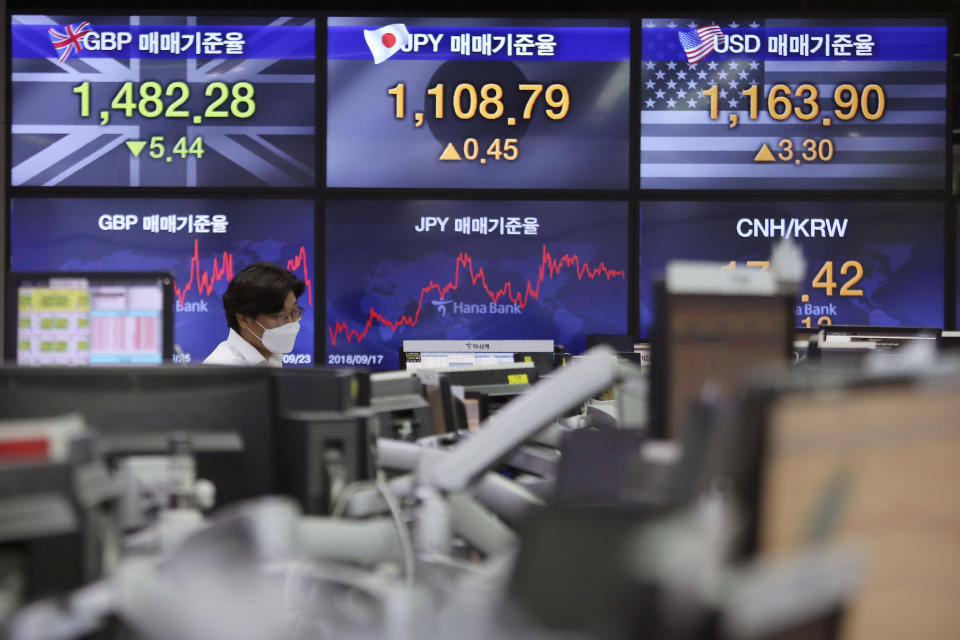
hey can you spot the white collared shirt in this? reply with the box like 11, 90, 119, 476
203, 328, 284, 368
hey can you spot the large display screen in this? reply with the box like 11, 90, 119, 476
10, 15, 315, 187
326, 200, 629, 370
327, 17, 629, 189
639, 201, 945, 334
10, 198, 315, 365
640, 18, 947, 190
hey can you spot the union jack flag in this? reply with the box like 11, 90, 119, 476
14, 14, 316, 187
677, 24, 724, 64
48, 22, 95, 62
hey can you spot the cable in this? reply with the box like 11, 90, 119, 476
330, 480, 376, 518
375, 477, 415, 589
322, 448, 348, 512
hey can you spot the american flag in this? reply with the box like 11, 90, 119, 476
639, 18, 947, 191
678, 24, 725, 64
48, 22, 94, 62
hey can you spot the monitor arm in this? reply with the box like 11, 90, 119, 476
421, 346, 638, 493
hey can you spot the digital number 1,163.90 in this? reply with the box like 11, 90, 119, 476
702, 83, 886, 122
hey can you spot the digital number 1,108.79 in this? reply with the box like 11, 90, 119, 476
388, 82, 570, 121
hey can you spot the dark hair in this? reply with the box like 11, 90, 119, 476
222, 262, 306, 332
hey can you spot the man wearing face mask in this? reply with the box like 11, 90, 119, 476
203, 262, 306, 367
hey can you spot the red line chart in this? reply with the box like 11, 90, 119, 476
286, 245, 314, 306
328, 244, 625, 346
172, 238, 313, 307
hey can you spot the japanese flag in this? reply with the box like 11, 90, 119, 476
364, 24, 411, 64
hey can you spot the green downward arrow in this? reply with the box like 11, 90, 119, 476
125, 140, 147, 158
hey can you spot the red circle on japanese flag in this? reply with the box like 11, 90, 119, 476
382, 33, 396, 48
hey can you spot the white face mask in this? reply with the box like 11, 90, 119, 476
248, 320, 300, 354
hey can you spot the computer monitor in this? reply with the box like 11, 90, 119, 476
420, 375, 459, 436
804, 326, 940, 371
461, 384, 532, 430
270, 367, 371, 414
509, 505, 659, 636
754, 369, 960, 640
941, 331, 960, 351
553, 428, 644, 506
419, 362, 539, 388
818, 325, 941, 350
585, 334, 636, 353
610, 341, 651, 372
6, 272, 174, 366
416, 363, 539, 434
0, 417, 113, 603
400, 339, 554, 375
275, 409, 377, 515
369, 371, 435, 440
650, 263, 793, 440
0, 366, 275, 508
586, 334, 650, 370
